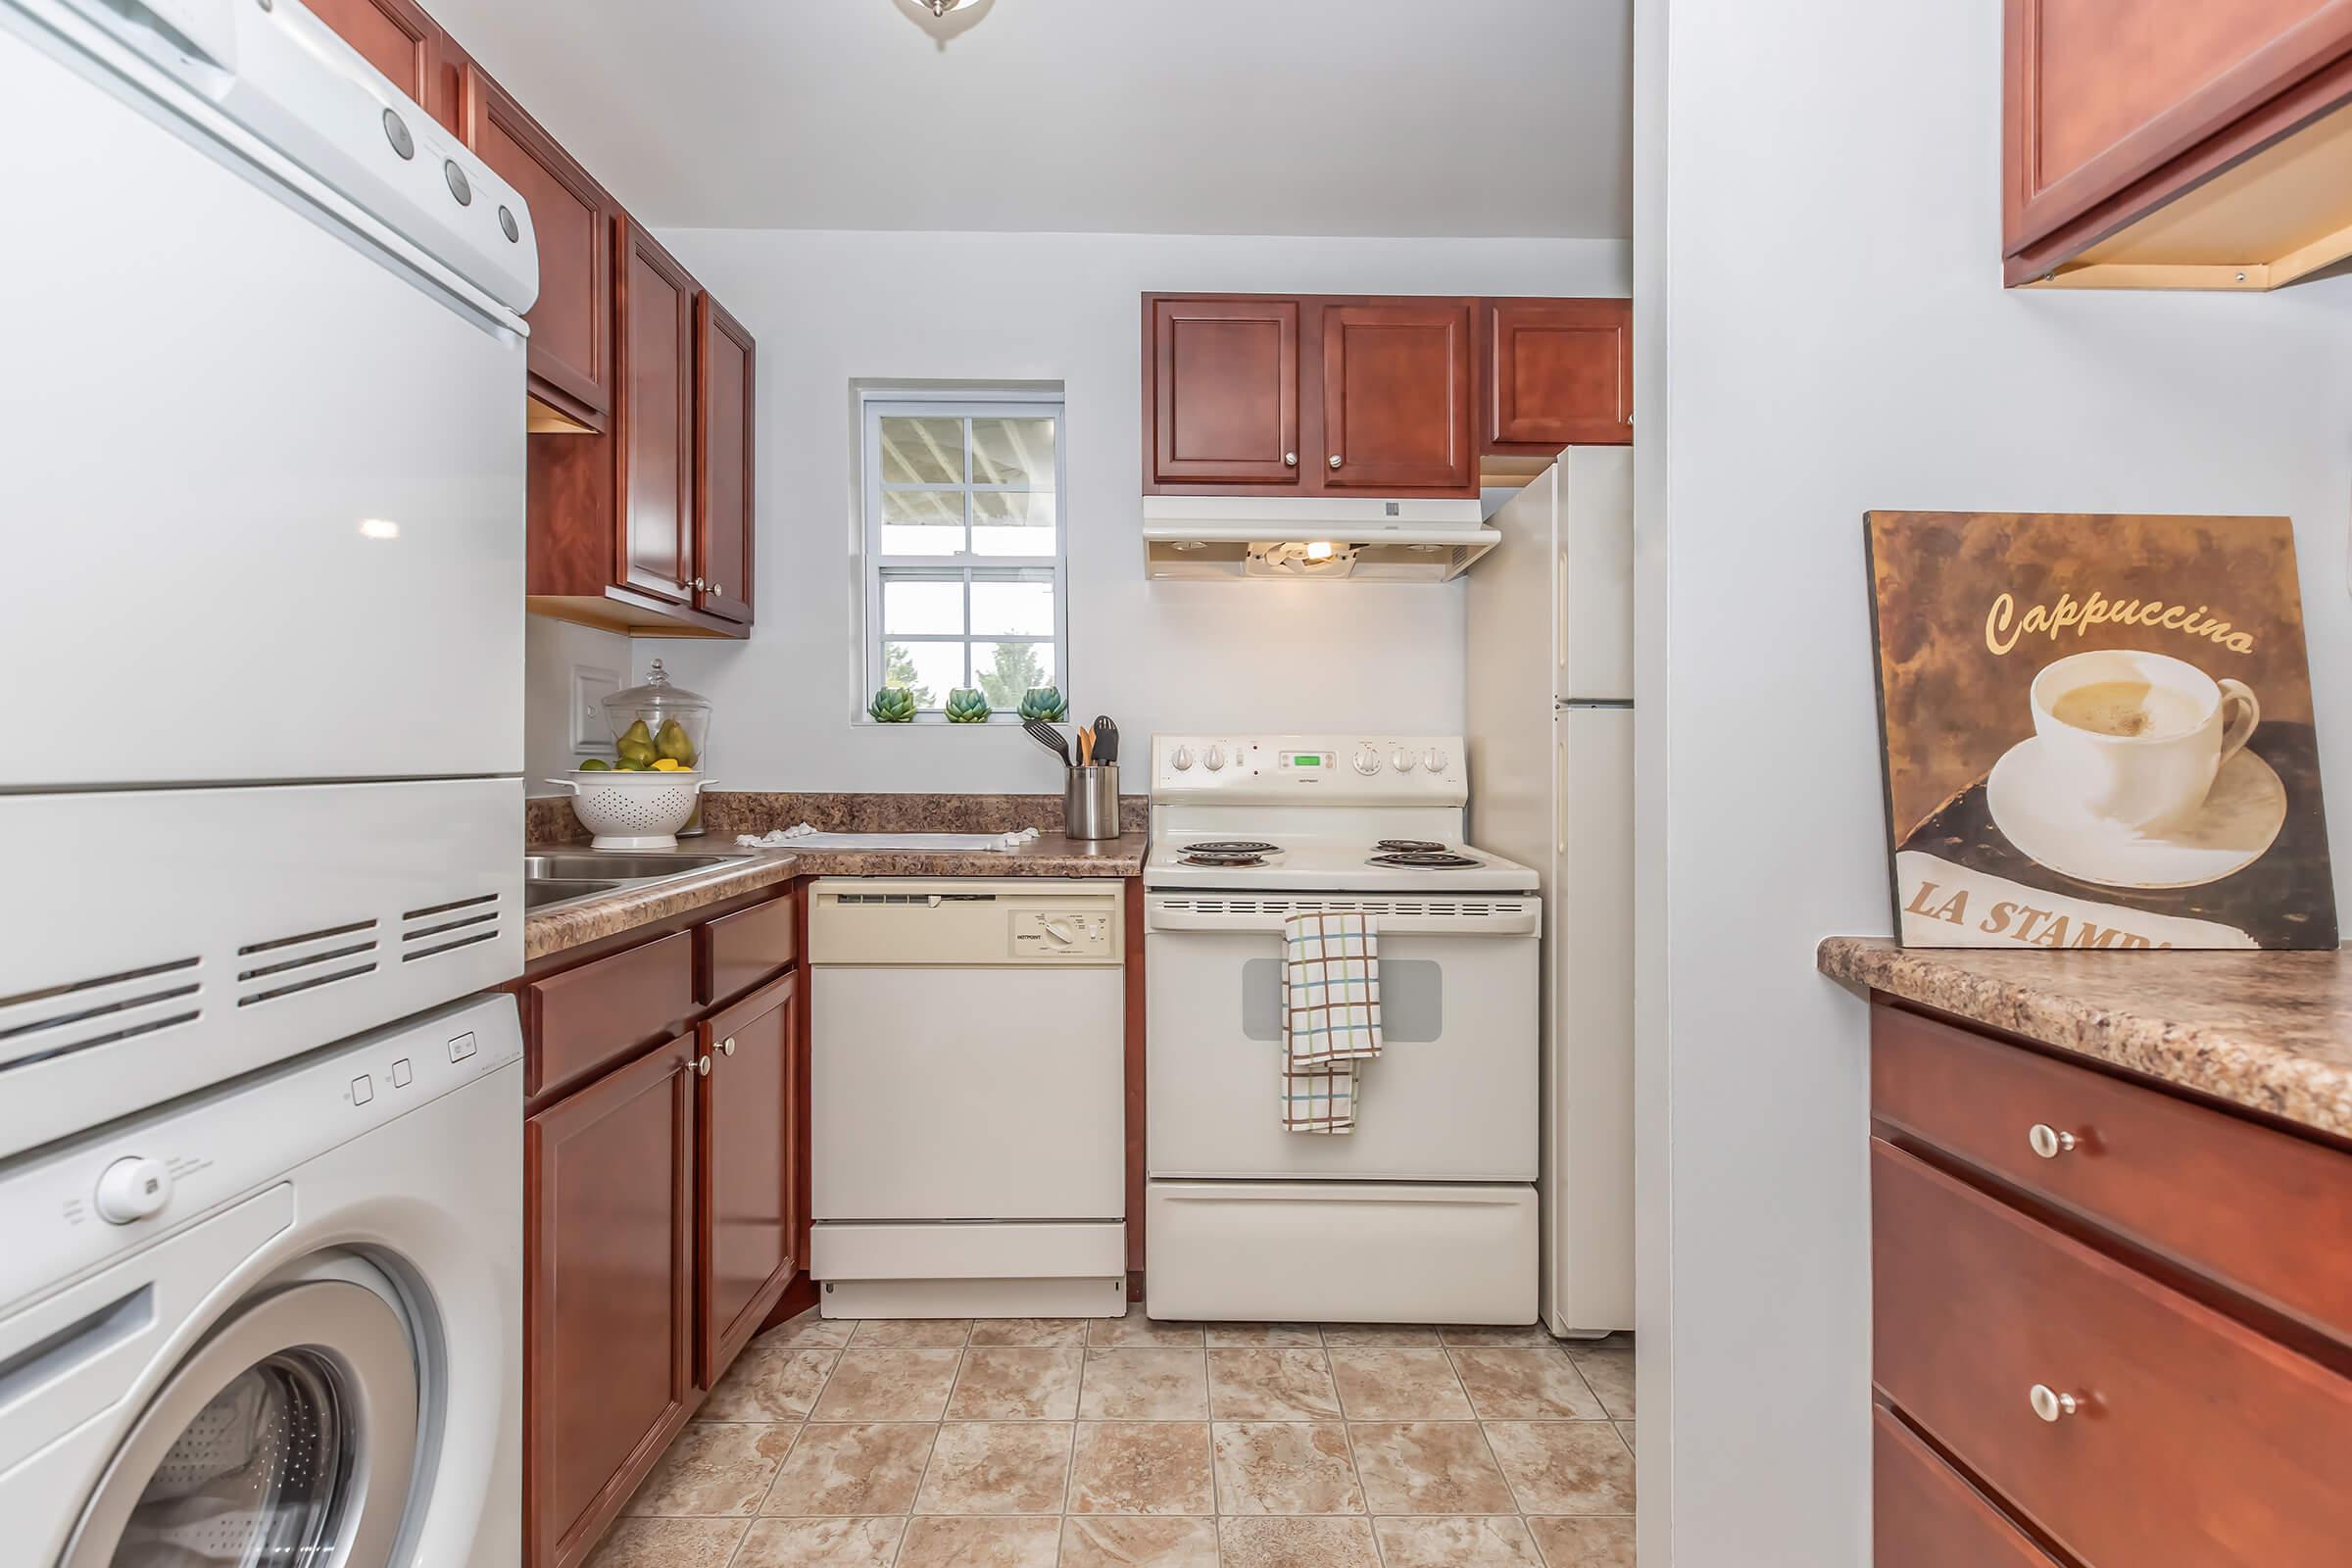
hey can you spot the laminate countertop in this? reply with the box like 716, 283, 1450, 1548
523, 832, 1149, 962
1818, 936, 2352, 1142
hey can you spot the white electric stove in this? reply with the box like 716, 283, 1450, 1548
1143, 735, 1544, 1326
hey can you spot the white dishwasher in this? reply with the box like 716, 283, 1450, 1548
809, 878, 1128, 1318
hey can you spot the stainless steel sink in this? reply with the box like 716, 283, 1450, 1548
524, 851, 750, 881
523, 877, 623, 911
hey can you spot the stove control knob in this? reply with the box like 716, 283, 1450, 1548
1205, 745, 1226, 771
1391, 748, 1415, 771
1171, 746, 1194, 771
94, 1156, 173, 1225
1424, 747, 1449, 773
1352, 745, 1382, 776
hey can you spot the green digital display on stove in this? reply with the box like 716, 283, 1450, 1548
1294, 754, 1322, 766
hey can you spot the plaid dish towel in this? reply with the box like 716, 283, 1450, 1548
1281, 909, 1381, 1133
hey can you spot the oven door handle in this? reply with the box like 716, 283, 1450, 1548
1144, 901, 1540, 938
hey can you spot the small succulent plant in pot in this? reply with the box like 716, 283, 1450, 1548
867, 685, 918, 723
944, 687, 992, 723
1017, 685, 1067, 723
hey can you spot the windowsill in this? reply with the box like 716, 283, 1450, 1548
850, 713, 1067, 727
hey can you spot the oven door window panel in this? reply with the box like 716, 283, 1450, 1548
1242, 957, 1442, 1043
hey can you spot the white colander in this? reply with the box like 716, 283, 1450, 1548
546, 772, 719, 849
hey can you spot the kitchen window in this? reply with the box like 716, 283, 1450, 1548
860, 392, 1067, 720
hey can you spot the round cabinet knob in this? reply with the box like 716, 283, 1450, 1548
710, 583, 722, 598
1171, 746, 1194, 771
2028, 1123, 2079, 1159
2029, 1384, 2081, 1422
697, 1054, 712, 1077
1329, 455, 1344, 469
721, 1036, 737, 1055
1423, 747, 1448, 772
1284, 452, 1298, 466
1204, 745, 1226, 771
93, 1156, 173, 1225
1352, 745, 1382, 776
1391, 748, 1415, 771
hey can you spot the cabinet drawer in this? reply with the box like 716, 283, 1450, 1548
1873, 1139, 2352, 1567
1874, 1408, 2056, 1567
526, 929, 695, 1100
1874, 1005, 2352, 1346
698, 891, 796, 1009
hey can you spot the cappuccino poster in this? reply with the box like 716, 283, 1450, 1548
1865, 512, 2337, 951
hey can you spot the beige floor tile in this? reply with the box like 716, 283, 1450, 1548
699, 1342, 838, 1422
1218, 1515, 1383, 1568
734, 1516, 906, 1568
969, 1317, 1093, 1348
1204, 1323, 1323, 1348
1079, 1349, 1212, 1419
1345, 1422, 1515, 1515
625, 1422, 797, 1517
760, 1310, 858, 1350
1060, 1515, 1221, 1567
1439, 1324, 1561, 1348
850, 1318, 973, 1348
1209, 1422, 1364, 1515
914, 1422, 1075, 1515
1565, 1343, 1633, 1420
948, 1348, 1084, 1420
1090, 1305, 1207, 1348
808, 1348, 962, 1422
1316, 1323, 1441, 1347
760, 1423, 935, 1516
1325, 1350, 1471, 1420
583, 1516, 750, 1568
1068, 1421, 1216, 1514
1483, 1423, 1637, 1515
895, 1515, 1062, 1567
1615, 1421, 1635, 1455
1373, 1515, 1545, 1568
1207, 1349, 1342, 1420
1448, 1349, 1606, 1421
1526, 1515, 1637, 1567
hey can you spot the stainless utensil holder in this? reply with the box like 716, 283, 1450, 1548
1064, 763, 1120, 840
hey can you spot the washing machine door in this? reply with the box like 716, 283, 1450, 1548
62, 1280, 418, 1568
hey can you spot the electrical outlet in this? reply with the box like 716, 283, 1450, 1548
570, 665, 620, 754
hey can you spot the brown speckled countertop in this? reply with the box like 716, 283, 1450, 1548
1819, 936, 2352, 1140
524, 832, 1149, 963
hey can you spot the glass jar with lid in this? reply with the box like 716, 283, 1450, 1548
603, 660, 713, 834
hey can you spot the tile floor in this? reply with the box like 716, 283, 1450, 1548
588, 1308, 1635, 1568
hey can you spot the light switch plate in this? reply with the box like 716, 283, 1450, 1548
570, 665, 619, 755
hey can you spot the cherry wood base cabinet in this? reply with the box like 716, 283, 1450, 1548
1867, 1002, 2352, 1566
518, 883, 803, 1568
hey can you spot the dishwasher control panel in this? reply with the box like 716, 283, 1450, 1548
1011, 908, 1113, 958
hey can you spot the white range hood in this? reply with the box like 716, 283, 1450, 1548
1142, 496, 1497, 581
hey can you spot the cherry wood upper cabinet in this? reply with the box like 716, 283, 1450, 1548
1149, 297, 1302, 487
462, 65, 613, 428
2004, 0, 2352, 288
1319, 300, 1474, 492
694, 297, 755, 629
307, 0, 445, 124
1482, 298, 1631, 451
696, 972, 798, 1387
615, 218, 697, 605
525, 1032, 697, 1568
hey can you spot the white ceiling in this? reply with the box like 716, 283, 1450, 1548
422, 0, 1631, 238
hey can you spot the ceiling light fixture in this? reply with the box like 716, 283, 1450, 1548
921, 0, 973, 14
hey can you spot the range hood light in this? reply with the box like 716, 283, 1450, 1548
1407, 543, 1440, 553
1303, 540, 1337, 564
1170, 539, 1205, 552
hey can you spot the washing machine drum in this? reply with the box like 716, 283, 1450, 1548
63, 1277, 418, 1567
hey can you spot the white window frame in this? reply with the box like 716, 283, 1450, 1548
858, 389, 1069, 723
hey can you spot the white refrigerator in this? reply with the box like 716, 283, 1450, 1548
1465, 448, 1635, 1336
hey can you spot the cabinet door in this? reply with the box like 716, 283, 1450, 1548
1148, 296, 1301, 486
1319, 300, 1474, 491
526, 1033, 697, 1568
694, 296, 755, 628
462, 67, 613, 428
1483, 298, 1631, 450
616, 218, 696, 604
307, 0, 443, 123
698, 971, 798, 1386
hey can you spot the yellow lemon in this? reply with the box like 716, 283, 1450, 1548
650, 759, 688, 772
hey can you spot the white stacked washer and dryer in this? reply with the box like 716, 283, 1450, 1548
0, 0, 535, 1561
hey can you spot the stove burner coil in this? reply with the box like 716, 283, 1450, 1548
1184, 841, 1280, 856
1182, 854, 1266, 866
1375, 839, 1446, 853
1366, 851, 1481, 869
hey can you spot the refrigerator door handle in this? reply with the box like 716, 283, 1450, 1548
1556, 698, 1635, 709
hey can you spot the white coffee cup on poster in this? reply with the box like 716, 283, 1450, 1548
2027, 649, 2260, 833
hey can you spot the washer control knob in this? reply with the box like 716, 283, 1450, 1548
94, 1156, 172, 1225
1391, 748, 1415, 771
1352, 745, 1382, 776
1171, 746, 1194, 771
1424, 747, 1449, 773
1205, 745, 1226, 771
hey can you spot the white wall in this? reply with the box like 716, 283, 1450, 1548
626, 230, 1630, 793
524, 614, 629, 790
1641, 3, 2352, 1564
